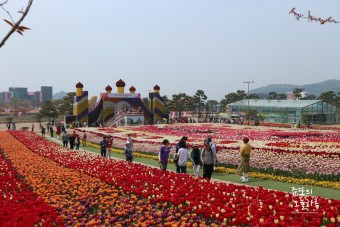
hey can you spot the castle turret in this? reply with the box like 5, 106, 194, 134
76, 82, 84, 96
74, 82, 88, 124
105, 85, 112, 94
129, 86, 136, 94
150, 84, 166, 124
153, 84, 160, 93
116, 79, 126, 94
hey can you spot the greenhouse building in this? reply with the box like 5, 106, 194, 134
228, 99, 339, 124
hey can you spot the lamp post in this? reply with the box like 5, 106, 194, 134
243, 81, 254, 125
215, 103, 220, 123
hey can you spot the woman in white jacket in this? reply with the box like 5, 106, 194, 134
176, 140, 189, 173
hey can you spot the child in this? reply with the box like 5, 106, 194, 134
159, 139, 171, 170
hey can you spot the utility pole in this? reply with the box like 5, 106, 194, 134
243, 81, 254, 125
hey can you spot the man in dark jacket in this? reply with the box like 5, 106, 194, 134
100, 136, 107, 157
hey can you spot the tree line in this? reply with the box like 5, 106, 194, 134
154, 88, 340, 118
2, 89, 339, 122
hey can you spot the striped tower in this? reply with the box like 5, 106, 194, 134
150, 84, 165, 123
103, 85, 115, 120
73, 82, 88, 123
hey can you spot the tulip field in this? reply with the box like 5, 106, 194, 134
73, 123, 340, 189
0, 123, 339, 226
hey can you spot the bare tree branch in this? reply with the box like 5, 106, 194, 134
1, 0, 15, 23
0, 0, 33, 48
289, 8, 339, 24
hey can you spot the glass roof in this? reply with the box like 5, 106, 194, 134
228, 99, 322, 108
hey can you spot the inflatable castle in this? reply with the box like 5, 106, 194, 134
71, 79, 168, 126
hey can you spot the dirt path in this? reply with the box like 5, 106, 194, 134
0, 122, 49, 131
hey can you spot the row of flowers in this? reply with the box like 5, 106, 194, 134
71, 126, 340, 182
81, 140, 340, 190
0, 131, 226, 226
79, 124, 340, 155
256, 122, 340, 131
0, 149, 62, 227
7, 130, 340, 226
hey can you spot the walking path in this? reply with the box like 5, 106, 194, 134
42, 133, 340, 199
44, 133, 242, 185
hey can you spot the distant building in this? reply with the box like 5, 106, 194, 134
9, 87, 28, 100
229, 99, 339, 124
287, 91, 309, 100
0, 86, 52, 104
41, 86, 53, 102
27, 91, 41, 104
0, 92, 10, 103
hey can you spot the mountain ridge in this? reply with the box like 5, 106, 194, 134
53, 91, 67, 100
250, 79, 340, 97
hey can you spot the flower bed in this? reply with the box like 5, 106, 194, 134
71, 124, 340, 183
3, 130, 340, 226
0, 132, 221, 226
0, 149, 62, 227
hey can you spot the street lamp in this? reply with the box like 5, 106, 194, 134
243, 81, 254, 125
214, 103, 220, 122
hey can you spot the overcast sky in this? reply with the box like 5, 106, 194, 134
1, 1, 339, 100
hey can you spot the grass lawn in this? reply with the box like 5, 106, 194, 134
46, 136, 340, 200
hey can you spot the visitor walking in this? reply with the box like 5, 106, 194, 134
201, 139, 217, 179
127, 134, 133, 151
207, 136, 219, 165
72, 131, 77, 140
124, 141, 133, 162
82, 130, 87, 146
75, 135, 80, 150
41, 126, 46, 138
31, 123, 35, 132
62, 131, 68, 147
69, 134, 75, 149
190, 143, 202, 177
49, 125, 54, 137
100, 136, 107, 157
106, 135, 113, 159
175, 140, 188, 173
158, 139, 171, 170
176, 136, 188, 153
236, 137, 253, 183
56, 126, 61, 140
307, 121, 312, 129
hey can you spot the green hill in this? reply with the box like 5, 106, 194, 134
251, 79, 340, 97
